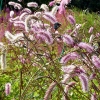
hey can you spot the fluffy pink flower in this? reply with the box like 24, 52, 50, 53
13, 21, 25, 28
78, 42, 94, 53
49, 1, 55, 7
58, 0, 71, 14
92, 55, 100, 69
62, 34, 74, 46
21, 8, 32, 14
36, 30, 53, 45
43, 12, 57, 24
5, 83, 11, 96
88, 27, 93, 33
10, 11, 14, 17
9, 16, 19, 22
27, 2, 38, 8
60, 52, 80, 64
14, 3, 22, 10
67, 15, 76, 25
8, 1, 16, 6
18, 0, 22, 2
78, 73, 89, 92
62, 65, 76, 74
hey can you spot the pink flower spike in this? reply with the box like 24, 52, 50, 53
88, 27, 93, 33
67, 15, 76, 25
49, 1, 55, 7
14, 3, 22, 10
21, 8, 32, 14
36, 30, 53, 45
18, 0, 22, 2
62, 34, 74, 46
78, 42, 94, 53
78, 73, 89, 92
13, 21, 25, 28
27, 2, 38, 8
8, 1, 16, 6
60, 52, 80, 64
10, 11, 14, 17
5, 83, 11, 96
62, 65, 76, 74
92, 55, 100, 69
43, 12, 57, 24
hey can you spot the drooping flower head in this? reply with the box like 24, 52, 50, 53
67, 15, 76, 25
49, 1, 55, 7
27, 2, 38, 8
5, 83, 11, 96
78, 42, 94, 53
40, 4, 49, 12
62, 34, 75, 46
60, 52, 80, 64
92, 55, 100, 69
88, 27, 94, 33
78, 73, 89, 92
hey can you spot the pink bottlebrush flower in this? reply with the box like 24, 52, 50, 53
49, 1, 55, 7
62, 65, 76, 74
78, 42, 94, 53
60, 52, 80, 64
36, 30, 53, 45
92, 55, 100, 69
62, 34, 75, 46
43, 12, 57, 24
14, 3, 22, 10
13, 21, 25, 28
67, 15, 76, 25
40, 4, 49, 12
58, 0, 71, 14
91, 93, 97, 100
78, 73, 89, 92
27, 2, 38, 8
44, 82, 56, 100
21, 8, 32, 14
8, 1, 16, 6
0, 47, 6, 70
88, 27, 93, 33
34, 12, 42, 18
9, 16, 20, 23
18, 0, 22, 2
25, 15, 38, 32
51, 6, 59, 16
10, 11, 14, 18
5, 83, 11, 96
19, 12, 29, 21
89, 34, 94, 43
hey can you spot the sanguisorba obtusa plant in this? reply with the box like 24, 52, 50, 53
0, 0, 100, 100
